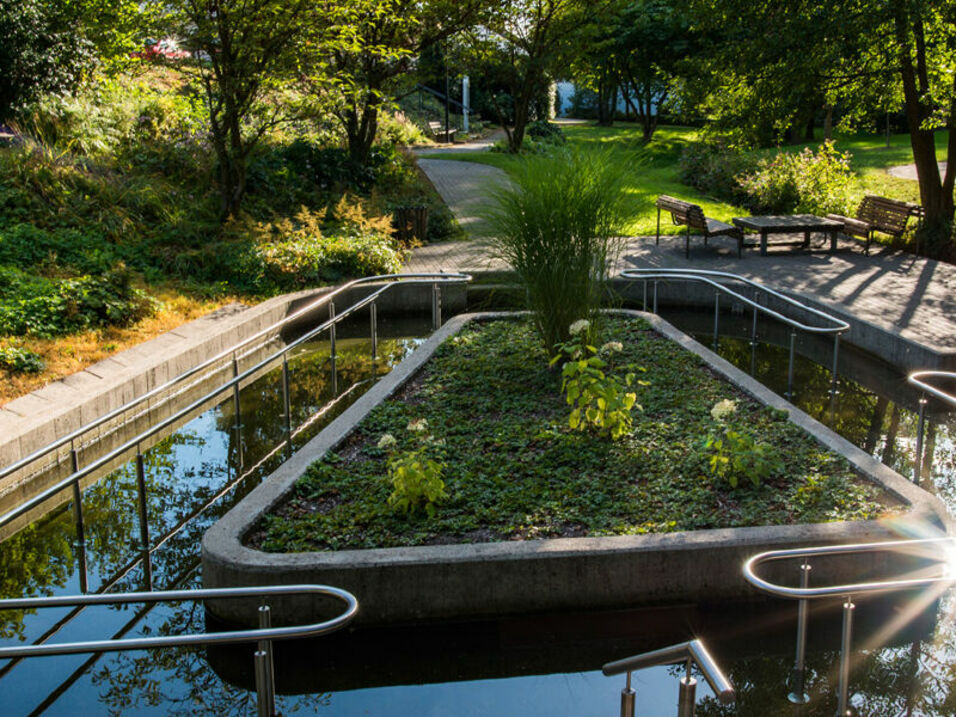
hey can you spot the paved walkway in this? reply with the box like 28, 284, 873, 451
888, 161, 948, 181
410, 158, 956, 359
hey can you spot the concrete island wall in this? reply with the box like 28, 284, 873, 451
201, 311, 953, 628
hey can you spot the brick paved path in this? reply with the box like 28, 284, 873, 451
411, 158, 956, 358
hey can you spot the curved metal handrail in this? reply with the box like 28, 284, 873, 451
743, 537, 954, 600
0, 272, 471, 531
620, 268, 849, 335
0, 584, 358, 717
0, 272, 471, 485
603, 639, 735, 705
908, 371, 956, 410
0, 583, 358, 657
743, 537, 954, 711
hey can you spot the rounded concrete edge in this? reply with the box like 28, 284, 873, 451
202, 311, 954, 626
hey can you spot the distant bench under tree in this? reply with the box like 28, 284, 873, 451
655, 195, 743, 259
427, 121, 457, 143
826, 195, 924, 255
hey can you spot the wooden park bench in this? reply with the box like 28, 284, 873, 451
427, 121, 457, 143
656, 195, 743, 258
826, 195, 924, 255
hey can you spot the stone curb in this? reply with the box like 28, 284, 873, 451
201, 311, 953, 627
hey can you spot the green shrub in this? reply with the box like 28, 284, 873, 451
0, 224, 122, 275
0, 264, 154, 337
377, 419, 448, 517
678, 140, 757, 203
526, 120, 567, 145
739, 141, 854, 215
0, 346, 45, 373
702, 399, 783, 488
486, 146, 631, 354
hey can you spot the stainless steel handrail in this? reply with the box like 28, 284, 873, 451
621, 268, 849, 400
907, 370, 956, 484
0, 273, 471, 534
0, 272, 470, 485
603, 639, 734, 716
743, 537, 954, 712
0, 584, 359, 717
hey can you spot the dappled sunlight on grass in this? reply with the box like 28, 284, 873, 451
425, 123, 937, 238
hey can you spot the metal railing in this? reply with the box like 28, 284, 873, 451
0, 584, 358, 717
907, 371, 956, 484
603, 639, 734, 717
0, 273, 470, 547
0, 273, 469, 491
620, 269, 850, 400
744, 538, 955, 715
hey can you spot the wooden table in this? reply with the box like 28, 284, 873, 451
732, 215, 844, 256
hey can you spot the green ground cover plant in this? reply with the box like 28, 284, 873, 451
252, 316, 888, 552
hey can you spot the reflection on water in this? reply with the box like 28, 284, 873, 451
0, 314, 430, 715
2, 307, 956, 715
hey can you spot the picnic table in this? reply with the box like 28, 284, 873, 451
732, 215, 845, 256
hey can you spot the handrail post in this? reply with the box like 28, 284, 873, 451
432, 282, 442, 330
70, 445, 86, 548
255, 603, 277, 717
70, 443, 89, 593
789, 561, 811, 704
653, 281, 658, 314
135, 449, 153, 590
830, 334, 841, 397
836, 597, 855, 716
642, 280, 648, 312
786, 331, 797, 401
620, 671, 635, 717
281, 355, 292, 456
712, 292, 720, 350
232, 355, 244, 469
329, 302, 338, 397
678, 659, 697, 717
914, 394, 927, 485
370, 301, 378, 360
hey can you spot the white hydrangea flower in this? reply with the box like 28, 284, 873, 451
569, 319, 591, 336
600, 341, 623, 353
377, 433, 397, 449
710, 399, 737, 421
407, 418, 429, 433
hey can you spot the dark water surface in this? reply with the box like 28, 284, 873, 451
1, 308, 955, 715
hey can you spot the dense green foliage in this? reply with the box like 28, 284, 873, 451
254, 317, 886, 552
486, 147, 631, 352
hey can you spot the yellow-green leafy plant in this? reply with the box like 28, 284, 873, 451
550, 320, 643, 440
378, 418, 447, 516
703, 399, 783, 488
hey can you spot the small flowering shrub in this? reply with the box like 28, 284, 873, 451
738, 142, 854, 216
0, 346, 44, 373
378, 418, 448, 516
703, 399, 783, 488
551, 320, 644, 440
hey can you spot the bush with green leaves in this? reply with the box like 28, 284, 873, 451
678, 139, 757, 203
526, 120, 567, 145
739, 141, 854, 215
378, 418, 447, 517
0, 264, 154, 337
703, 399, 783, 488
552, 321, 642, 440
0, 346, 45, 373
486, 146, 631, 354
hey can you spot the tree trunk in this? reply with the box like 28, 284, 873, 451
823, 104, 833, 141
894, 4, 955, 228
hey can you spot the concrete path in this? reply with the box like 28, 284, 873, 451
408, 156, 956, 362
413, 129, 506, 156
888, 161, 948, 181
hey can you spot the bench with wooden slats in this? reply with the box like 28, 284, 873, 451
655, 195, 743, 258
826, 195, 923, 254
427, 121, 457, 143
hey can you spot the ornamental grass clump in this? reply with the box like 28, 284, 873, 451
486, 146, 631, 356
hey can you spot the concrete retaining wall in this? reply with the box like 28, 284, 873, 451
201, 311, 952, 628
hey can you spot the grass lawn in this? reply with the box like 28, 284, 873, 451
428, 123, 945, 237
251, 316, 889, 553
